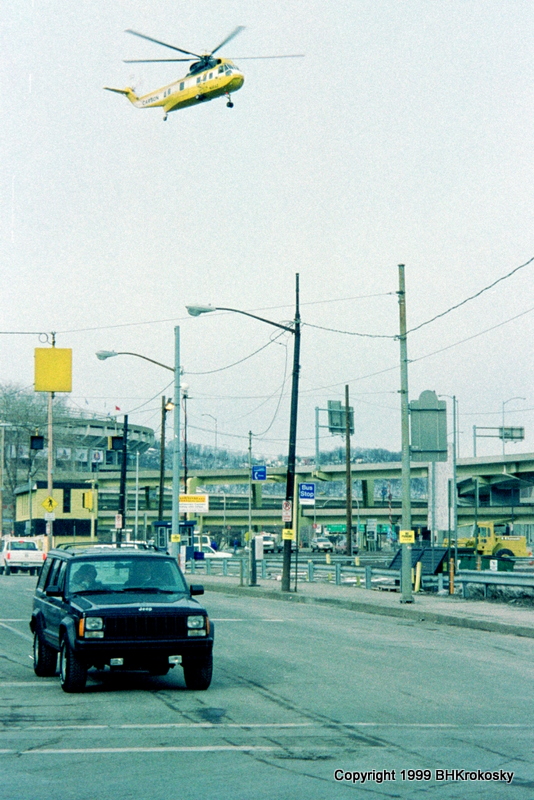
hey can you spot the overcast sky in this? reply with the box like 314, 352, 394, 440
2, 1, 533, 461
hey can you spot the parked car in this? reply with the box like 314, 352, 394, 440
30, 547, 214, 693
261, 536, 281, 553
198, 545, 233, 559
310, 536, 334, 553
1, 537, 46, 575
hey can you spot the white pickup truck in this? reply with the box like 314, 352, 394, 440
0, 537, 46, 575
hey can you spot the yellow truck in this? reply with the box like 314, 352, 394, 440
445, 522, 531, 558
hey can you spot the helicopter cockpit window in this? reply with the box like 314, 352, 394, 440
218, 65, 224, 74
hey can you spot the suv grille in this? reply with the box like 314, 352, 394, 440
104, 614, 188, 640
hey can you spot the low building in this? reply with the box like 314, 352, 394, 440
14, 480, 97, 538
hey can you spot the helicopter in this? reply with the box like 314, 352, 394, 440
105, 27, 303, 121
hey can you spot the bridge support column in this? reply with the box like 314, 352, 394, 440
362, 479, 375, 507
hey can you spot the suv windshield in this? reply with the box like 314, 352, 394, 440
67, 557, 188, 595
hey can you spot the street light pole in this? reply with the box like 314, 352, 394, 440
96, 331, 181, 550
186, 273, 301, 593
397, 264, 413, 604
283, 274, 301, 591
182, 385, 189, 493
172, 327, 181, 544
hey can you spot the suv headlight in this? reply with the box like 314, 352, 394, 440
187, 615, 207, 637
83, 617, 104, 638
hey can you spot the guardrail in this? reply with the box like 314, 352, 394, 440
186, 555, 534, 598
455, 569, 534, 598
187, 556, 404, 591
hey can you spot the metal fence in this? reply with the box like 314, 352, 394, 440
185, 555, 534, 597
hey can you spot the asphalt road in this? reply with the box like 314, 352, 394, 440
1, 574, 533, 800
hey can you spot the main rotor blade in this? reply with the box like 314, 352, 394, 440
226, 54, 305, 60
124, 58, 193, 63
210, 26, 246, 56
125, 29, 201, 58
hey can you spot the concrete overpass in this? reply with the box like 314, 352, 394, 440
16, 452, 534, 545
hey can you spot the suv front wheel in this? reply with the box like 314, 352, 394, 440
33, 632, 58, 677
60, 637, 88, 693
182, 651, 213, 690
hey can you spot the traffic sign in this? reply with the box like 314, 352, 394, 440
41, 496, 58, 512
282, 500, 292, 522
251, 465, 267, 481
399, 529, 415, 544
299, 482, 316, 505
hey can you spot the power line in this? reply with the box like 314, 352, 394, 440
407, 255, 534, 335
186, 330, 287, 375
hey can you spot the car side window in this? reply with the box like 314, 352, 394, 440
56, 561, 67, 593
37, 559, 53, 590
45, 558, 62, 589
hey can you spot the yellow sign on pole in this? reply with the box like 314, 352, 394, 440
282, 528, 295, 540
34, 348, 73, 392
399, 529, 415, 544
42, 496, 58, 512
179, 494, 209, 513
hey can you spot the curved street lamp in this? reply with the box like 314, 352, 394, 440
187, 274, 301, 593
96, 330, 182, 546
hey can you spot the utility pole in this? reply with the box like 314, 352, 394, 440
248, 431, 256, 586
158, 396, 173, 521
398, 264, 413, 603
47, 391, 54, 550
281, 273, 301, 592
117, 414, 128, 546
345, 385, 353, 556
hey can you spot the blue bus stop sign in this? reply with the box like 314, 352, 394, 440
299, 482, 316, 505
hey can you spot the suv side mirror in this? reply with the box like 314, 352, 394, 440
189, 584, 204, 596
45, 586, 62, 597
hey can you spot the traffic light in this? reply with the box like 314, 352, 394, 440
30, 435, 45, 450
108, 436, 123, 451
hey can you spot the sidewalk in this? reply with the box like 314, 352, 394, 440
196, 574, 534, 638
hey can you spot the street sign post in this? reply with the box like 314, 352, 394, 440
282, 500, 292, 523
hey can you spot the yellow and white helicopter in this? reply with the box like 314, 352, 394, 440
105, 27, 303, 121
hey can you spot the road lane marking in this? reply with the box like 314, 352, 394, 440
211, 618, 287, 622
0, 622, 33, 642
0, 682, 57, 687
3, 721, 532, 732
12, 745, 281, 755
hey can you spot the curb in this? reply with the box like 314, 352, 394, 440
200, 580, 534, 639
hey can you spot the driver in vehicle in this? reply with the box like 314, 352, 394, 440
70, 563, 102, 592
126, 560, 160, 588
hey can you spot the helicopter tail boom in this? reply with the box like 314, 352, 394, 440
104, 86, 139, 104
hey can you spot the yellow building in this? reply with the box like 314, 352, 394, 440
15, 481, 97, 540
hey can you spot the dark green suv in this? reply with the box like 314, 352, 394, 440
30, 547, 214, 693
